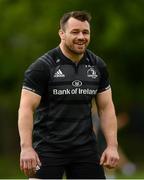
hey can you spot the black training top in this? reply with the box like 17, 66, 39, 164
23, 47, 110, 156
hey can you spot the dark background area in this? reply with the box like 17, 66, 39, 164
0, 0, 144, 178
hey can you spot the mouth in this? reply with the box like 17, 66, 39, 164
76, 42, 85, 45
73, 40, 88, 51
75, 42, 86, 48
75, 41, 86, 45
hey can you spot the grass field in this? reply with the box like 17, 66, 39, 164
0, 155, 144, 179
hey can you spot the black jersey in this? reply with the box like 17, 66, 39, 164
23, 47, 110, 156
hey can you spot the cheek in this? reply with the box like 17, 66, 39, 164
86, 35, 90, 40
65, 35, 74, 43
86, 36, 90, 43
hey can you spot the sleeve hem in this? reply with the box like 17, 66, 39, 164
97, 85, 111, 93
22, 86, 42, 96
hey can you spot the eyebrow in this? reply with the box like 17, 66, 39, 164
71, 29, 90, 32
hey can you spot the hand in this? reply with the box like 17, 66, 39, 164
100, 146, 119, 169
20, 147, 41, 177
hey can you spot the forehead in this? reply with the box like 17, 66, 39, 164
66, 17, 90, 31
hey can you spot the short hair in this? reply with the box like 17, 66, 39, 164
60, 11, 91, 30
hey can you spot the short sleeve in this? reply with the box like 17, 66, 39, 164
23, 59, 49, 96
97, 56, 111, 93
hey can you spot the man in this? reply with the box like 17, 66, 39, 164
18, 11, 119, 179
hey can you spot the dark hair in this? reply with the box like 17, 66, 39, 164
60, 11, 91, 30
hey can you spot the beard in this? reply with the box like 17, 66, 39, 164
64, 40, 89, 55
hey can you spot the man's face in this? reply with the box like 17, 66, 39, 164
60, 17, 90, 55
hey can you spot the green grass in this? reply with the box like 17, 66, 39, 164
0, 155, 144, 179
107, 166, 144, 179
0, 155, 26, 179
116, 170, 144, 179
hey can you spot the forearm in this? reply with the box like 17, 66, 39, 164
18, 107, 34, 149
99, 103, 118, 147
96, 90, 119, 168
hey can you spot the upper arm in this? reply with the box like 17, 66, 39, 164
23, 59, 49, 96
19, 89, 41, 112
96, 88, 114, 112
97, 56, 111, 93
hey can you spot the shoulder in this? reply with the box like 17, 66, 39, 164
86, 49, 107, 68
26, 47, 58, 72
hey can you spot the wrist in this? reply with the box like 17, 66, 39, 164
107, 143, 118, 148
20, 142, 33, 149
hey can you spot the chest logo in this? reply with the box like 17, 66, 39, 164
72, 80, 82, 87
87, 68, 98, 79
54, 69, 65, 78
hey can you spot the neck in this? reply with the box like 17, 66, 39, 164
59, 43, 84, 63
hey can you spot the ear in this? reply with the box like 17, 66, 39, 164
59, 29, 65, 40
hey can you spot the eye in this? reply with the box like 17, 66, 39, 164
83, 31, 90, 35
71, 31, 79, 35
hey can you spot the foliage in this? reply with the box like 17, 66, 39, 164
0, 0, 144, 108
0, 0, 144, 176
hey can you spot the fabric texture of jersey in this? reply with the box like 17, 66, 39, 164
23, 47, 110, 157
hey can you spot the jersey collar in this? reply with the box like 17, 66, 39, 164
56, 46, 87, 65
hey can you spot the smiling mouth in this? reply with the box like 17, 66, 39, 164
74, 40, 86, 45
75, 43, 85, 46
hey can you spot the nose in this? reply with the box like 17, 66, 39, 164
77, 32, 85, 39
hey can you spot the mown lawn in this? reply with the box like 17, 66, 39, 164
116, 171, 144, 179
0, 155, 144, 179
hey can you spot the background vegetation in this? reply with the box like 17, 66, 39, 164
0, 0, 144, 178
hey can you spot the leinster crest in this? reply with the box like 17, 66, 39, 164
87, 67, 98, 79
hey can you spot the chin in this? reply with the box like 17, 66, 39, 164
76, 49, 86, 54
74, 47, 85, 52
